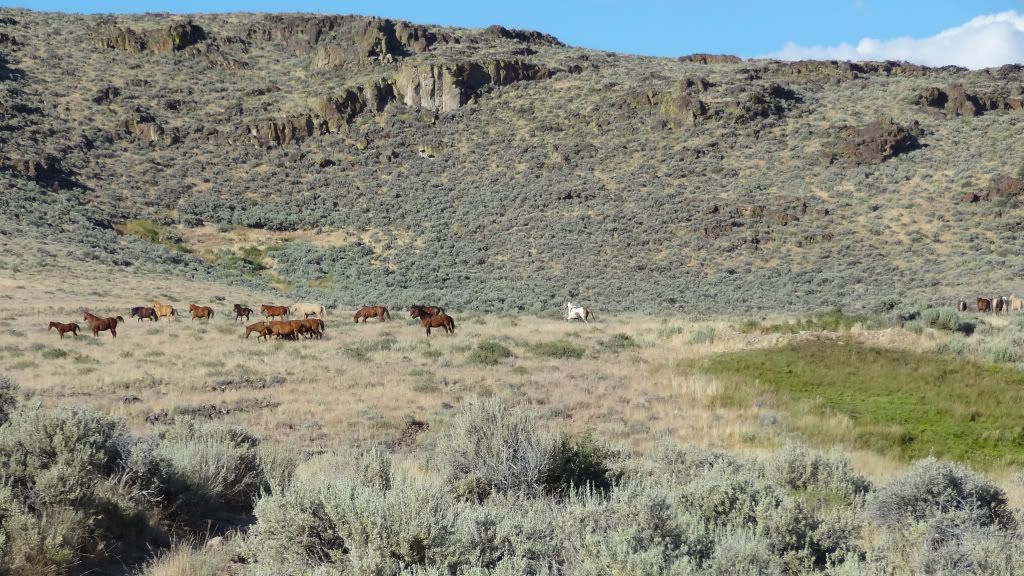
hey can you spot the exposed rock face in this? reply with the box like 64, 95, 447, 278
730, 83, 800, 121
119, 108, 179, 146
835, 118, 921, 165
310, 18, 458, 68
245, 15, 343, 52
311, 81, 395, 131
481, 25, 562, 46
92, 86, 120, 105
964, 176, 1024, 203
915, 83, 1024, 116
678, 53, 742, 64
96, 21, 206, 54
395, 60, 556, 112
235, 114, 327, 147
3, 154, 75, 188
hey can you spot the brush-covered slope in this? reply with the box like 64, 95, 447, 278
2, 9, 1024, 312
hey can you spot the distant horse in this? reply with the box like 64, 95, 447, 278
261, 304, 289, 320
977, 298, 992, 313
48, 321, 79, 339
409, 305, 445, 318
83, 312, 123, 338
564, 301, 594, 323
956, 300, 968, 312
1011, 294, 1024, 313
993, 296, 1005, 315
189, 304, 214, 321
130, 306, 158, 322
410, 308, 455, 335
245, 321, 272, 341
291, 303, 325, 319
234, 304, 254, 322
268, 320, 299, 340
292, 318, 325, 339
151, 301, 177, 320
354, 306, 390, 323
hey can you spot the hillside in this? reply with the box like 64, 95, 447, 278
3, 9, 1024, 312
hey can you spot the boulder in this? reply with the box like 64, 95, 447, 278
835, 118, 921, 165
120, 108, 178, 146
92, 86, 121, 105
395, 60, 555, 112
95, 20, 206, 54
3, 154, 75, 188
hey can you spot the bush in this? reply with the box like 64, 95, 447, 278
689, 326, 716, 344
467, 341, 514, 365
543, 432, 619, 497
920, 308, 961, 332
764, 444, 871, 499
601, 333, 639, 352
870, 458, 1013, 529
0, 374, 18, 425
529, 340, 586, 359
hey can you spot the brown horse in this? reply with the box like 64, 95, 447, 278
354, 306, 390, 323
130, 306, 159, 322
48, 321, 79, 339
409, 305, 445, 318
978, 298, 992, 313
268, 320, 299, 340
261, 304, 289, 320
234, 304, 254, 322
245, 321, 272, 341
189, 304, 214, 321
293, 318, 325, 339
83, 312, 123, 338
412, 310, 455, 336
151, 301, 177, 320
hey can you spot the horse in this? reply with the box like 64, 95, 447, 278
354, 306, 390, 323
993, 296, 1005, 315
234, 304, 254, 322
245, 321, 272, 341
261, 304, 289, 320
409, 305, 445, 318
977, 298, 992, 313
189, 304, 214, 321
290, 302, 325, 319
564, 301, 594, 323
268, 320, 299, 340
83, 312, 123, 338
48, 321, 79, 339
416, 312, 455, 336
1011, 294, 1024, 313
130, 306, 158, 322
956, 300, 968, 313
292, 318, 324, 339
151, 301, 177, 320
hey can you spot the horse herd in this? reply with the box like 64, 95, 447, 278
957, 295, 1024, 314
46, 301, 459, 341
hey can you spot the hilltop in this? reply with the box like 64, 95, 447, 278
3, 9, 1024, 312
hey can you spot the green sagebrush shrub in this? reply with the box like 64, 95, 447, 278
467, 341, 514, 366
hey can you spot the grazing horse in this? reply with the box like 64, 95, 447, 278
354, 306, 390, 323
83, 312, 123, 338
291, 302, 325, 319
261, 304, 289, 320
977, 298, 992, 313
234, 304, 254, 322
418, 312, 455, 336
245, 321, 272, 341
1011, 294, 1024, 313
564, 301, 594, 323
993, 296, 1005, 315
956, 300, 968, 312
130, 306, 158, 322
189, 304, 214, 321
48, 321, 79, 339
409, 305, 445, 318
151, 301, 177, 320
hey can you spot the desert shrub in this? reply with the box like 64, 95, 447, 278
543, 432, 619, 497
257, 443, 302, 495
529, 340, 586, 359
137, 539, 236, 576
920, 308, 961, 332
601, 333, 639, 352
468, 341, 514, 365
39, 347, 67, 360
0, 374, 18, 425
438, 399, 556, 497
870, 458, 1013, 529
703, 531, 782, 576
689, 326, 716, 344
764, 444, 871, 499
657, 324, 685, 339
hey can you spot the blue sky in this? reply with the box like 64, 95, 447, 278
7, 0, 1024, 63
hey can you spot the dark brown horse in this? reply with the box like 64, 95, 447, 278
245, 321, 272, 341
409, 305, 445, 318
978, 298, 992, 313
261, 304, 289, 320
354, 306, 390, 323
189, 304, 214, 321
234, 304, 254, 322
83, 312, 123, 338
48, 321, 79, 339
130, 306, 158, 322
411, 309, 455, 336
268, 320, 299, 340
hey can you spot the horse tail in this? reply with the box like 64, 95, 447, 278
588, 308, 595, 322
210, 309, 215, 319
448, 316, 456, 333
116, 316, 124, 325
384, 308, 391, 320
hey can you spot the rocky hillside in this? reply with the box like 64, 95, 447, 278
3, 9, 1024, 312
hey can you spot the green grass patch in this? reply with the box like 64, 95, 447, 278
701, 340, 1024, 468
116, 219, 191, 253
529, 340, 586, 359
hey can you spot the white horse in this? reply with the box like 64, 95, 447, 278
564, 301, 594, 323
290, 302, 325, 319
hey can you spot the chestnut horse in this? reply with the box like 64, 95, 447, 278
234, 304, 254, 322
261, 304, 289, 320
189, 304, 214, 321
409, 305, 445, 318
130, 306, 159, 322
48, 321, 79, 339
291, 318, 324, 339
977, 298, 992, 313
410, 308, 455, 335
83, 312, 123, 338
245, 321, 272, 341
354, 306, 390, 323
151, 301, 177, 320
268, 320, 299, 340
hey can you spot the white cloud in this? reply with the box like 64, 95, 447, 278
771, 11, 1024, 70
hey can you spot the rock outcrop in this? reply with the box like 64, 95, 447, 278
233, 114, 327, 147
834, 118, 921, 165
96, 21, 206, 54
963, 176, 1024, 203
119, 108, 179, 146
679, 54, 742, 64
395, 60, 556, 112
481, 25, 562, 46
309, 18, 458, 68
728, 83, 801, 122
914, 84, 1024, 117
3, 154, 76, 188
311, 81, 395, 131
